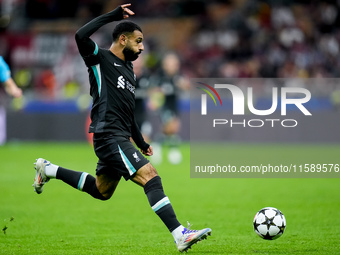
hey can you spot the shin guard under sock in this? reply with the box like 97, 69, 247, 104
56, 167, 106, 200
144, 176, 181, 232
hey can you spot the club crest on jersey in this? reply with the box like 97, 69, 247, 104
133, 152, 141, 162
117, 75, 135, 94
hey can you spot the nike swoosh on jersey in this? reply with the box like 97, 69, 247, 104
114, 63, 122, 67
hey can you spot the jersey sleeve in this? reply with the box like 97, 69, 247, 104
0, 57, 11, 83
75, 6, 124, 66
131, 118, 150, 151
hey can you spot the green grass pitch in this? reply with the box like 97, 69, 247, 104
0, 142, 340, 254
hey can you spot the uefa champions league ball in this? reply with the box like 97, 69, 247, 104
253, 207, 286, 240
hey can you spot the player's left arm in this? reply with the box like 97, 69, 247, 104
75, 4, 134, 59
131, 118, 153, 156
4, 77, 22, 98
0, 57, 22, 98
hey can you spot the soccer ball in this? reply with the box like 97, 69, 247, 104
253, 207, 286, 240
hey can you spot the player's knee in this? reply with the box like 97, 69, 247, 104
95, 174, 119, 200
99, 193, 112, 201
92, 185, 114, 201
132, 163, 158, 186
146, 164, 158, 179
91, 191, 111, 201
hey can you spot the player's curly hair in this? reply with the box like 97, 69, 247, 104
112, 21, 142, 41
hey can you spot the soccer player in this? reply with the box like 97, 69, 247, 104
32, 4, 211, 252
0, 56, 22, 144
0, 56, 22, 98
152, 52, 189, 164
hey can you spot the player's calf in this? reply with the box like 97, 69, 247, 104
32, 158, 109, 200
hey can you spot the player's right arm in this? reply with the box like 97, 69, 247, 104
75, 4, 134, 60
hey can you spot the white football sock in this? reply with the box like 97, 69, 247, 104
45, 163, 59, 178
171, 225, 185, 243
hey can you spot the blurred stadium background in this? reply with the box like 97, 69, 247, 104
1, 2, 340, 254
1, 0, 340, 142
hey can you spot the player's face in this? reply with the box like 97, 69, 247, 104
123, 30, 144, 61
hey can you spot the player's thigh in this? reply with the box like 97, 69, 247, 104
96, 173, 120, 198
131, 162, 158, 187
95, 134, 151, 181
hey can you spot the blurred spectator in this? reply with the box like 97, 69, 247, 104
188, 0, 340, 78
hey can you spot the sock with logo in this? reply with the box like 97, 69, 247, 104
55, 167, 107, 200
144, 176, 182, 237
44, 162, 59, 178
171, 225, 186, 243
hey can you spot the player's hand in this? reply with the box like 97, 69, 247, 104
141, 145, 153, 156
5, 78, 23, 98
121, 3, 135, 19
